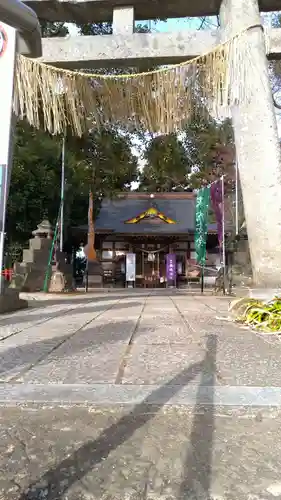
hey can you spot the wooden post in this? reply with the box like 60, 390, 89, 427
221, 176, 226, 295
201, 265, 204, 294
142, 249, 145, 288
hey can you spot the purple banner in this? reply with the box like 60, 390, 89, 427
166, 253, 176, 281
210, 180, 223, 246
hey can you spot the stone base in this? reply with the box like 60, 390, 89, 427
0, 288, 28, 314
84, 260, 103, 289
48, 270, 75, 293
48, 271, 66, 293
87, 274, 103, 288
21, 269, 46, 292
9, 273, 27, 291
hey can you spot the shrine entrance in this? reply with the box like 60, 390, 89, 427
72, 193, 210, 288
134, 243, 169, 288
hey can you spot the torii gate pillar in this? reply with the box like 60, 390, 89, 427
0, 23, 17, 292
220, 0, 281, 289
0, 23, 27, 311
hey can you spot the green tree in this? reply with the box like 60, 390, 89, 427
68, 128, 138, 227
78, 20, 156, 36
183, 115, 235, 189
7, 123, 138, 249
138, 116, 235, 192
138, 133, 191, 192
7, 123, 65, 246
40, 21, 69, 38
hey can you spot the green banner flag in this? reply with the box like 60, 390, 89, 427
195, 186, 210, 266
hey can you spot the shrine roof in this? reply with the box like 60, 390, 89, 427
94, 192, 217, 234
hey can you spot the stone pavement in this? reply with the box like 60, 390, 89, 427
1, 291, 281, 499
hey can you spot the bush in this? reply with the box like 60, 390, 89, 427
235, 297, 281, 333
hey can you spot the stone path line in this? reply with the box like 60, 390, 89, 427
1, 291, 281, 500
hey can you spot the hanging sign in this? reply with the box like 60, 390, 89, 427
166, 253, 176, 281
126, 253, 136, 281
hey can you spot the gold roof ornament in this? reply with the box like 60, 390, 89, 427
125, 206, 176, 224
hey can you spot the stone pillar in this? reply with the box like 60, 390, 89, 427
48, 249, 74, 293
112, 7, 134, 35
220, 0, 281, 288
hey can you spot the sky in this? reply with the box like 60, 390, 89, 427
67, 16, 214, 35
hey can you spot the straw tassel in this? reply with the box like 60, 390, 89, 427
14, 27, 252, 137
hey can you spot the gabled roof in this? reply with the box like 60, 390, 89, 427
94, 192, 217, 234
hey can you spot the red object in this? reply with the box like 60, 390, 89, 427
2, 268, 13, 281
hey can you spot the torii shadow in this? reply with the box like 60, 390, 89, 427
20, 335, 217, 500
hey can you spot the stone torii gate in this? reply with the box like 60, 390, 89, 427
26, 0, 281, 289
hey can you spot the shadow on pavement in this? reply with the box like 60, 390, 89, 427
19, 335, 216, 500
20, 287, 196, 309
178, 334, 216, 499
27, 289, 185, 304
0, 299, 143, 329
0, 319, 140, 381
23, 294, 136, 307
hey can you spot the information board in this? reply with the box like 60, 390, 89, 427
126, 253, 136, 282
166, 253, 176, 282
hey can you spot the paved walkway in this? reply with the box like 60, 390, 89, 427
1, 291, 281, 499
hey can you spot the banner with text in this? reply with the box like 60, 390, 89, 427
166, 253, 176, 282
195, 186, 210, 266
126, 253, 136, 282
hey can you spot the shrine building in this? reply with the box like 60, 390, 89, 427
76, 192, 220, 287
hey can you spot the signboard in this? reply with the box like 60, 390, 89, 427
166, 253, 176, 282
126, 253, 136, 282
177, 261, 183, 275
